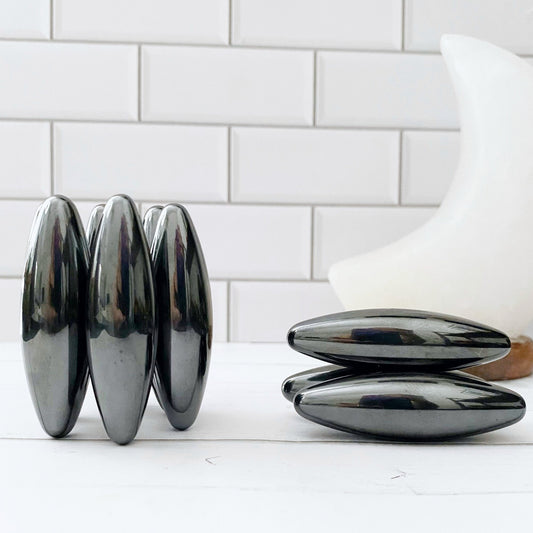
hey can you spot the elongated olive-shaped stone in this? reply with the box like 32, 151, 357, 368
294, 372, 526, 441
143, 205, 163, 245
22, 195, 90, 438
88, 195, 156, 445
142, 204, 165, 409
288, 309, 510, 370
86, 203, 104, 254
282, 365, 361, 402
151, 204, 212, 430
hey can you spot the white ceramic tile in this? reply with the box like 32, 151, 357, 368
230, 281, 341, 342
0, 0, 49, 38
141, 203, 311, 280
231, 128, 399, 204
55, 124, 227, 202
313, 206, 436, 279
317, 51, 457, 128
0, 201, 42, 276
0, 42, 137, 120
55, 0, 228, 44
402, 131, 459, 206
210, 280, 228, 342
142, 46, 313, 125
405, 0, 533, 54
0, 122, 50, 198
232, 0, 401, 50
0, 279, 21, 341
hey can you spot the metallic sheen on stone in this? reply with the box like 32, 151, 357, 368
151, 204, 212, 430
294, 372, 526, 440
288, 309, 510, 370
143, 205, 163, 245
22, 196, 90, 438
282, 365, 358, 402
142, 205, 165, 409
88, 195, 156, 444
86, 203, 104, 253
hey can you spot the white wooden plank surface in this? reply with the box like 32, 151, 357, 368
1, 342, 533, 532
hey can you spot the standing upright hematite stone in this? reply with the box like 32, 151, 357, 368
151, 204, 212, 430
88, 195, 156, 445
143, 205, 163, 245
22, 196, 90, 438
86, 203, 104, 254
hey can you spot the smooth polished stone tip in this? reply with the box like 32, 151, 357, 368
86, 203, 105, 253
151, 203, 212, 431
88, 195, 156, 445
288, 309, 511, 371
282, 364, 364, 402
143, 205, 163, 245
22, 195, 90, 438
294, 372, 526, 441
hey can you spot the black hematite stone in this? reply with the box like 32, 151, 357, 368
288, 309, 511, 371
294, 371, 526, 441
282, 365, 359, 402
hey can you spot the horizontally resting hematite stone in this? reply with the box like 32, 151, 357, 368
294, 372, 526, 441
282, 365, 357, 402
288, 309, 510, 371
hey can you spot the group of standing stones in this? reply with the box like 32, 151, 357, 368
283, 309, 526, 440
22, 195, 212, 444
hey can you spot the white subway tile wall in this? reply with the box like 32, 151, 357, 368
0, 1, 518, 341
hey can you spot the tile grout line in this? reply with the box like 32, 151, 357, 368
0, 35, 458, 55
226, 281, 232, 342
228, 0, 233, 45
0, 198, 440, 208
0, 117, 461, 133
50, 122, 54, 194
312, 51, 318, 125
310, 206, 315, 279
49, 0, 54, 39
398, 130, 403, 205
0, 32, 529, 59
137, 45, 142, 121
0, 275, 326, 282
401, 0, 406, 51
227, 127, 232, 202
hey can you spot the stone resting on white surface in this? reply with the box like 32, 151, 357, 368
329, 34, 533, 338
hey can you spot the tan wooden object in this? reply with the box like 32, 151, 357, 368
465, 336, 533, 381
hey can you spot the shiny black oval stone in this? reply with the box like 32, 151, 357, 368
22, 195, 90, 438
288, 309, 511, 370
282, 365, 361, 402
151, 204, 212, 430
294, 372, 525, 441
88, 195, 156, 445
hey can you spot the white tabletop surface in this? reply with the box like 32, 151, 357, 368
1, 341, 533, 532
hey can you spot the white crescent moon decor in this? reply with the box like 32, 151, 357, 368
328, 35, 533, 379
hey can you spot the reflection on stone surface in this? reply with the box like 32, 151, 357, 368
294, 371, 526, 441
282, 365, 360, 402
288, 309, 511, 370
151, 204, 212, 430
88, 195, 155, 445
22, 195, 90, 438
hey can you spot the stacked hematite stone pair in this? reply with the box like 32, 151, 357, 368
22, 195, 212, 444
283, 310, 526, 440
